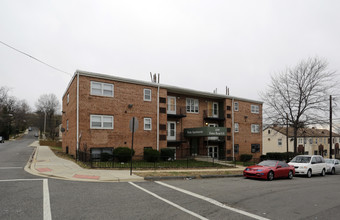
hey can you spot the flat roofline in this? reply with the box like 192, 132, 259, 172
63, 70, 263, 104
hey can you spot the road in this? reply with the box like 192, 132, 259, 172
1, 132, 340, 220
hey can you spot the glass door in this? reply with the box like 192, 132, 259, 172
167, 96, 176, 114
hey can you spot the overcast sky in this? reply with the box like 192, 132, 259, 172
1, 0, 340, 115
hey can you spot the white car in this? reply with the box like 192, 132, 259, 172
288, 155, 326, 178
325, 159, 340, 175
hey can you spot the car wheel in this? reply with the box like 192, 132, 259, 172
267, 171, 274, 181
288, 171, 293, 179
331, 168, 335, 175
307, 169, 312, 178
321, 169, 326, 176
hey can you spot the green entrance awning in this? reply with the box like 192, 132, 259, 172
184, 127, 227, 137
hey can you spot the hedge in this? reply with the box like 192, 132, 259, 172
143, 149, 160, 162
113, 147, 135, 162
160, 148, 175, 161
240, 154, 253, 162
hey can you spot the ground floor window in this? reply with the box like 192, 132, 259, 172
251, 144, 260, 153
234, 144, 239, 154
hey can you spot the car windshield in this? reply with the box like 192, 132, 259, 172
290, 156, 311, 163
325, 159, 334, 164
258, 161, 277, 167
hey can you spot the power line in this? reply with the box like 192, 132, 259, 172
0, 40, 72, 77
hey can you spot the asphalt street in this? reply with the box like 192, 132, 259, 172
1, 132, 340, 220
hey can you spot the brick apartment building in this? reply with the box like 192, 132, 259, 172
62, 70, 263, 160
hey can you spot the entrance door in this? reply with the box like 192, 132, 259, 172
208, 146, 218, 158
167, 96, 176, 114
167, 122, 176, 140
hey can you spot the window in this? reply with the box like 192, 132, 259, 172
90, 115, 114, 129
309, 138, 313, 144
144, 118, 152, 130
278, 161, 289, 168
235, 123, 239, 132
66, 120, 69, 131
268, 129, 271, 134
186, 98, 199, 113
67, 93, 69, 104
91, 81, 114, 97
251, 124, 260, 133
144, 89, 151, 101
234, 144, 239, 154
251, 105, 259, 114
278, 138, 282, 146
234, 102, 239, 111
251, 144, 260, 153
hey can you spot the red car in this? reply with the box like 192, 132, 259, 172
243, 160, 295, 181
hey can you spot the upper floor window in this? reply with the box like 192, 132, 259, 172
309, 138, 313, 144
144, 89, 151, 101
144, 118, 152, 130
186, 98, 199, 113
90, 115, 114, 129
66, 120, 69, 131
67, 93, 69, 104
234, 123, 239, 132
91, 81, 114, 97
234, 102, 239, 111
251, 124, 260, 133
278, 138, 282, 146
251, 105, 259, 114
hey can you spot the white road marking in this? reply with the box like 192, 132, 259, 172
43, 179, 52, 220
156, 181, 270, 220
0, 178, 52, 220
129, 182, 208, 220
0, 167, 22, 169
0, 178, 44, 182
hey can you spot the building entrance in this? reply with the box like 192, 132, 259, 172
208, 146, 218, 158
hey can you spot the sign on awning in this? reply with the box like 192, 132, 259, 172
184, 127, 227, 137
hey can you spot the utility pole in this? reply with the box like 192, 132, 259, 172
286, 113, 289, 161
330, 95, 333, 159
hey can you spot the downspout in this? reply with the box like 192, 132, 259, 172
76, 71, 79, 160
157, 84, 160, 151
232, 98, 235, 161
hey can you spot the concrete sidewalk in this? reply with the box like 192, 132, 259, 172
25, 141, 144, 182
25, 141, 245, 182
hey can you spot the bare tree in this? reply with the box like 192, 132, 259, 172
35, 94, 60, 139
261, 57, 338, 153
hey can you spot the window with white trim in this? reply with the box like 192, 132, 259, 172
144, 89, 151, 101
91, 81, 114, 97
90, 115, 114, 129
251, 124, 260, 133
234, 123, 239, 132
251, 105, 259, 114
278, 138, 282, 146
144, 118, 152, 130
186, 98, 199, 113
234, 102, 239, 111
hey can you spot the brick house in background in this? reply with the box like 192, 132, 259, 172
62, 70, 263, 160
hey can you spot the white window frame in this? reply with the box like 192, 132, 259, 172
66, 120, 69, 131
251, 105, 259, 114
212, 102, 219, 117
144, 89, 151, 101
67, 93, 69, 104
278, 138, 282, 146
167, 122, 176, 140
234, 102, 239, 111
90, 81, 114, 97
167, 96, 176, 114
234, 123, 239, 132
186, 98, 199, 113
90, 115, 114, 129
251, 124, 260, 133
144, 118, 152, 130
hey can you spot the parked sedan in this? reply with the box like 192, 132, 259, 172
243, 160, 295, 181
325, 159, 340, 175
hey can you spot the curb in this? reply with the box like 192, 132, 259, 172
144, 174, 243, 181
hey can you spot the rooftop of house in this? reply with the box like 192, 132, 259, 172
267, 126, 340, 138
63, 70, 263, 104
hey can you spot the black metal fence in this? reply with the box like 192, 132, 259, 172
78, 151, 238, 169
